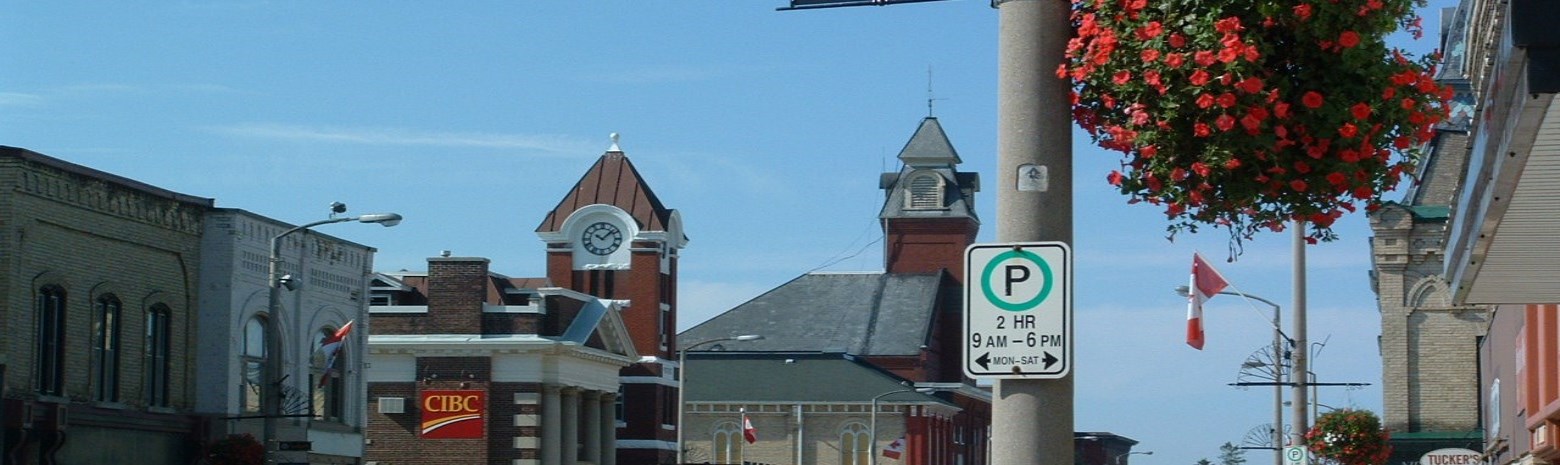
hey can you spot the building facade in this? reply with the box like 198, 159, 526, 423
364, 141, 683, 465
679, 117, 992, 465
0, 146, 210, 464
198, 208, 380, 464
1432, 2, 1560, 465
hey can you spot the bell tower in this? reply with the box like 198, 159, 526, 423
536, 135, 687, 465
880, 117, 981, 283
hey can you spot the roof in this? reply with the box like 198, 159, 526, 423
683, 352, 955, 408
679, 272, 945, 356
897, 117, 962, 166
878, 167, 980, 221
536, 150, 674, 233
1, 145, 214, 207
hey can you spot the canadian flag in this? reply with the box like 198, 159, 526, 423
316, 320, 354, 388
1187, 253, 1229, 350
882, 435, 906, 460
742, 413, 757, 444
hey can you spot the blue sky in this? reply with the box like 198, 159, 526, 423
1, 1, 1456, 463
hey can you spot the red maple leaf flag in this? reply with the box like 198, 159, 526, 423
742, 412, 758, 444
316, 320, 355, 388
1187, 253, 1229, 350
883, 435, 906, 460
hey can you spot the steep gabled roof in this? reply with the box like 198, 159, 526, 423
536, 150, 673, 233
679, 272, 945, 356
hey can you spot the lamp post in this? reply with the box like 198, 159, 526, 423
263, 207, 402, 462
676, 334, 762, 464
1176, 286, 1289, 465
870, 387, 935, 465
1116, 451, 1154, 465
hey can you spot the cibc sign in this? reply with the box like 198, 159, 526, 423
1419, 448, 1482, 465
420, 390, 486, 439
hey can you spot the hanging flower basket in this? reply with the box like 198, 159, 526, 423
207, 433, 265, 465
1061, 0, 1452, 246
1305, 409, 1393, 465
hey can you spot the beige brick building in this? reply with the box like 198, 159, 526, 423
0, 146, 211, 464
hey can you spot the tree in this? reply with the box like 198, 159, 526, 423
1197, 458, 1215, 465
1220, 442, 1248, 465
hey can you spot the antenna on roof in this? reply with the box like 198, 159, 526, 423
926, 65, 946, 117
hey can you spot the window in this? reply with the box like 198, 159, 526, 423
241, 316, 267, 413
841, 422, 870, 465
313, 326, 346, 422
905, 172, 945, 210
35, 285, 67, 396
92, 294, 123, 402
144, 304, 172, 407
615, 386, 625, 422
712, 421, 744, 465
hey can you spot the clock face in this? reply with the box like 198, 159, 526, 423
581, 222, 623, 255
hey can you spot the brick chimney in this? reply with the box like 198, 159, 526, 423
425, 257, 489, 334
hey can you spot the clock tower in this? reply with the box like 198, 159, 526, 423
537, 136, 686, 464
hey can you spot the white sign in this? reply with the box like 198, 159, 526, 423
963, 242, 1071, 379
1419, 448, 1481, 465
1285, 446, 1309, 465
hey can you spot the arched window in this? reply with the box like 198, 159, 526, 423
144, 304, 172, 407
905, 172, 946, 210
35, 285, 67, 396
312, 325, 347, 422
841, 422, 871, 465
712, 421, 743, 465
92, 294, 123, 402
241, 315, 268, 413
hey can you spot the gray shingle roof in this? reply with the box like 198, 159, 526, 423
679, 272, 945, 356
897, 117, 962, 166
683, 352, 955, 407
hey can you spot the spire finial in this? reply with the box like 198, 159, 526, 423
609, 132, 621, 152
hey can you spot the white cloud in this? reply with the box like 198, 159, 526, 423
0, 92, 43, 106
205, 123, 599, 155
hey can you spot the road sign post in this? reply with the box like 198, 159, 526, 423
964, 242, 1072, 379
1285, 446, 1309, 465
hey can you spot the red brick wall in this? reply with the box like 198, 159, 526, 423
365, 357, 502, 465
885, 218, 978, 283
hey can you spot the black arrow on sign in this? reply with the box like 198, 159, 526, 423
976, 352, 991, 370
1042, 352, 1058, 369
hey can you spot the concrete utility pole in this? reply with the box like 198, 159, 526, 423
1291, 224, 1309, 447
993, 1, 1073, 465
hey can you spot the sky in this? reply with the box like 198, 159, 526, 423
1, 1, 1457, 464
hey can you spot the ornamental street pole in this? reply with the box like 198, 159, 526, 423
1291, 222, 1309, 447
993, 1, 1073, 465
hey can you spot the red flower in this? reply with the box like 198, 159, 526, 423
1290, 179, 1308, 192
1351, 102, 1372, 120
1194, 122, 1211, 137
1142, 48, 1161, 63
1215, 17, 1243, 33
1339, 123, 1359, 139
1108, 170, 1125, 186
1190, 69, 1211, 86
1197, 93, 1216, 109
1169, 33, 1187, 48
1302, 91, 1325, 109
1274, 102, 1291, 119
1138, 21, 1164, 39
1327, 172, 1348, 186
1165, 53, 1185, 68
1114, 71, 1133, 85
1217, 93, 1237, 108
1236, 77, 1264, 94
1194, 50, 1217, 67
1339, 31, 1361, 48
1294, 3, 1313, 20
1216, 114, 1236, 131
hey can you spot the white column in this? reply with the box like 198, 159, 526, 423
563, 387, 580, 465
543, 385, 562, 465
601, 393, 617, 465
584, 390, 603, 465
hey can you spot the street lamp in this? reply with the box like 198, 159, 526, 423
676, 334, 763, 464
1176, 285, 1289, 465
263, 206, 402, 461
870, 387, 936, 465
1116, 451, 1154, 465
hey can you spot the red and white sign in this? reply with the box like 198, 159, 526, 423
420, 390, 486, 439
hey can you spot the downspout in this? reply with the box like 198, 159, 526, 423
795, 404, 805, 465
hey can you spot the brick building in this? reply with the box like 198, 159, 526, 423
364, 140, 684, 465
0, 146, 210, 463
679, 117, 993, 465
